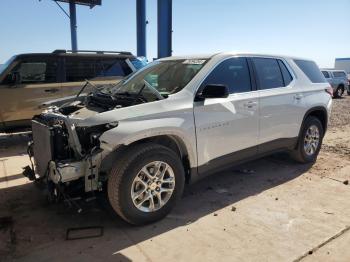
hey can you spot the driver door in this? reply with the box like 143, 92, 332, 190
193, 57, 259, 175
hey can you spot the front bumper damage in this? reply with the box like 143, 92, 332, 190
23, 112, 110, 197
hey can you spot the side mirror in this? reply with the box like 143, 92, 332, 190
196, 84, 229, 101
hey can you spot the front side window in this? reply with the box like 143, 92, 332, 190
201, 57, 252, 94
322, 71, 330, 78
105, 59, 207, 96
253, 58, 284, 90
294, 59, 326, 83
9, 58, 58, 84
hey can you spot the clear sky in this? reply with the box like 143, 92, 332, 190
0, 0, 349, 67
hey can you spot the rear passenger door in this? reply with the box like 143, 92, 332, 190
194, 57, 259, 175
252, 57, 304, 151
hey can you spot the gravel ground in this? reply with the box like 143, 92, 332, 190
328, 96, 350, 128
0, 95, 349, 261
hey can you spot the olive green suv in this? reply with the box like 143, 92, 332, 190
0, 50, 146, 131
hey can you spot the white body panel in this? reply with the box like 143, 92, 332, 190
35, 52, 332, 185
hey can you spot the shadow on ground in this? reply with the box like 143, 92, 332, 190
0, 133, 313, 261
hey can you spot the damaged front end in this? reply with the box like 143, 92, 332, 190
23, 107, 117, 201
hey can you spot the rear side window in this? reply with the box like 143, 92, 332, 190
332, 71, 346, 78
278, 60, 293, 86
252, 58, 284, 89
202, 57, 252, 94
322, 71, 330, 78
65, 58, 96, 82
65, 58, 132, 82
294, 59, 326, 83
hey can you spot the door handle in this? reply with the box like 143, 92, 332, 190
244, 101, 257, 108
44, 88, 59, 93
294, 94, 303, 100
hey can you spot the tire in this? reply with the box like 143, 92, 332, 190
347, 90, 350, 96
291, 116, 324, 163
334, 86, 344, 98
107, 143, 185, 225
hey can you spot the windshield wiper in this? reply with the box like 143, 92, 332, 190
75, 79, 99, 100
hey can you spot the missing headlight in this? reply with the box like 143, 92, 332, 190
76, 122, 118, 154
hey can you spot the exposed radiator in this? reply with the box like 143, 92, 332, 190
31, 120, 54, 177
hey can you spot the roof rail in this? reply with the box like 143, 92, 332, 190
52, 49, 132, 55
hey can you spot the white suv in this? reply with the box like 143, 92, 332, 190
25, 53, 333, 225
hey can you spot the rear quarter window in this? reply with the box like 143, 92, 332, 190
294, 59, 326, 83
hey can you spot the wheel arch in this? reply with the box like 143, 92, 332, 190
100, 134, 193, 183
298, 106, 328, 142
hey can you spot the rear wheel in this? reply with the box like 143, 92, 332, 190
107, 143, 185, 225
334, 86, 344, 98
291, 116, 324, 163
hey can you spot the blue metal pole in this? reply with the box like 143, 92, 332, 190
69, 0, 78, 52
157, 0, 172, 58
136, 0, 147, 57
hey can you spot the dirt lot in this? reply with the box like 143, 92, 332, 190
0, 96, 349, 262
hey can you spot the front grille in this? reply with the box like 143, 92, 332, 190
32, 120, 54, 177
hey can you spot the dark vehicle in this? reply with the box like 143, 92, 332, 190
0, 50, 147, 131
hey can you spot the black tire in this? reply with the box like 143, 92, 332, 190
291, 116, 324, 163
107, 143, 185, 225
334, 86, 344, 98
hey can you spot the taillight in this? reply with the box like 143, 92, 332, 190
325, 86, 333, 97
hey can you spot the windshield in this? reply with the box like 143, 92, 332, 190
0, 55, 16, 75
104, 59, 207, 96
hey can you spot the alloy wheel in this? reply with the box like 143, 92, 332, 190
303, 125, 320, 156
131, 161, 175, 212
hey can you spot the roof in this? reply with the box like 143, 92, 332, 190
335, 58, 350, 61
15, 51, 135, 59
158, 52, 309, 61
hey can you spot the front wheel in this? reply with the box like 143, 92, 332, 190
107, 143, 185, 225
291, 116, 324, 163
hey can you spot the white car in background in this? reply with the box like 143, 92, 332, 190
25, 52, 332, 225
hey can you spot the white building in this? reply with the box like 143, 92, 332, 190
335, 58, 350, 77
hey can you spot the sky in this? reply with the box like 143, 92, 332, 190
0, 0, 349, 67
